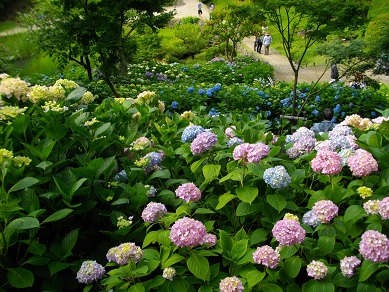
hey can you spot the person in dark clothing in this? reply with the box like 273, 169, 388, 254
330, 64, 339, 83
310, 108, 336, 133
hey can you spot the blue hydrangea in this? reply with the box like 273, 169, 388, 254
334, 104, 341, 114
331, 117, 336, 123
371, 111, 377, 117
206, 89, 214, 97
312, 109, 319, 116
198, 89, 205, 95
302, 210, 320, 228
280, 97, 292, 107
171, 101, 179, 109
182, 67, 188, 71
227, 137, 244, 147
349, 102, 353, 108
263, 165, 291, 189
334, 95, 339, 101
310, 104, 315, 109
267, 102, 272, 106
213, 83, 222, 92
242, 90, 247, 96
193, 65, 199, 69
315, 96, 321, 102
144, 152, 163, 166
265, 94, 270, 99
341, 111, 346, 117
209, 108, 221, 116
114, 170, 128, 183
299, 93, 307, 99
329, 136, 351, 151
274, 118, 280, 125
187, 87, 194, 93
257, 91, 265, 97
181, 126, 205, 143
265, 111, 271, 117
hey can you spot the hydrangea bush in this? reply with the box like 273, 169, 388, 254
1, 72, 389, 292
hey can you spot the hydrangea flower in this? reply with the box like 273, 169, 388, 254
106, 242, 143, 265
340, 256, 361, 278
181, 125, 205, 143
263, 165, 291, 189
328, 125, 352, 139
180, 111, 195, 120
233, 143, 269, 163
311, 150, 342, 175
190, 131, 218, 155
379, 197, 389, 219
145, 185, 157, 197
359, 230, 389, 262
169, 217, 207, 247
347, 149, 378, 177
175, 182, 201, 203
363, 200, 380, 215
272, 219, 306, 246
227, 137, 244, 147
76, 260, 105, 284
114, 170, 128, 183
171, 101, 179, 109
302, 210, 321, 228
162, 267, 176, 281
307, 260, 328, 280
225, 126, 237, 138
252, 245, 280, 269
219, 276, 244, 292
312, 200, 338, 224
338, 148, 355, 166
203, 233, 217, 247
141, 202, 167, 223
340, 114, 372, 131
144, 151, 164, 166
0, 76, 31, 102
357, 186, 373, 199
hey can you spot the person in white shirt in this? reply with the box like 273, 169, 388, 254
263, 32, 272, 55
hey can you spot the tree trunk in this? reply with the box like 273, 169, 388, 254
104, 75, 120, 98
118, 46, 128, 75
86, 56, 93, 82
291, 70, 299, 117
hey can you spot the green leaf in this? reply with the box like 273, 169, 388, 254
231, 239, 248, 261
202, 164, 221, 180
149, 169, 171, 180
246, 270, 266, 288
236, 186, 258, 204
236, 202, 260, 216
7, 217, 39, 230
24, 256, 51, 266
0, 204, 22, 220
219, 229, 233, 254
357, 283, 376, 292
128, 283, 145, 292
162, 254, 185, 269
303, 280, 334, 292
62, 229, 79, 256
66, 87, 87, 102
171, 278, 188, 292
266, 194, 287, 212
42, 208, 73, 224
344, 205, 366, 222
48, 261, 71, 275
190, 157, 206, 173
317, 236, 335, 256
366, 131, 382, 148
359, 260, 379, 282
283, 256, 301, 278
36, 161, 53, 170
94, 122, 111, 138
215, 192, 236, 210
194, 208, 215, 215
187, 253, 209, 281
250, 228, 268, 245
7, 268, 34, 288
262, 283, 283, 292
198, 285, 213, 292
143, 231, 162, 248
8, 177, 39, 193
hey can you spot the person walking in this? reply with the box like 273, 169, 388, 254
330, 63, 339, 83
254, 33, 263, 53
197, 2, 203, 17
209, 3, 215, 19
263, 32, 272, 55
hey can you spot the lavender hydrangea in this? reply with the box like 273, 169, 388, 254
175, 182, 201, 203
302, 210, 321, 228
328, 125, 352, 139
76, 260, 105, 284
203, 233, 217, 247
359, 230, 389, 262
181, 125, 205, 143
190, 131, 218, 155
252, 245, 280, 269
347, 149, 378, 177
272, 219, 306, 246
219, 276, 244, 292
263, 165, 291, 189
169, 217, 207, 247
162, 267, 176, 281
141, 202, 167, 223
312, 200, 338, 224
227, 137, 244, 147
379, 197, 389, 220
311, 150, 342, 175
106, 242, 143, 265
306, 260, 328, 280
144, 151, 164, 166
340, 256, 361, 278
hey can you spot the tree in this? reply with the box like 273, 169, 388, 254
205, 5, 262, 61
20, 0, 174, 97
174, 22, 207, 59
252, 0, 370, 116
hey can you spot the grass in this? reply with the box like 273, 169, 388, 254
0, 21, 17, 32
11, 52, 61, 78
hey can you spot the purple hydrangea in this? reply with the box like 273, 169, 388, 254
307, 260, 328, 280
347, 149, 378, 177
175, 182, 201, 203
328, 125, 352, 139
169, 217, 207, 247
141, 202, 167, 223
106, 242, 143, 265
181, 125, 205, 143
219, 276, 244, 292
340, 256, 361, 278
76, 260, 105, 284
144, 151, 164, 166
272, 219, 306, 246
311, 150, 342, 175
379, 197, 389, 219
190, 131, 218, 155
302, 210, 321, 228
312, 200, 338, 224
263, 165, 291, 189
359, 230, 389, 262
203, 233, 217, 247
252, 245, 280, 269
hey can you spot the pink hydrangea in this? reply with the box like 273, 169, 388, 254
141, 202, 167, 223
359, 230, 389, 262
272, 219, 306, 246
311, 150, 342, 175
307, 260, 328, 280
106, 242, 143, 265
169, 217, 207, 247
225, 126, 236, 138
252, 245, 280, 269
190, 131, 218, 155
175, 182, 201, 203
203, 233, 217, 247
364, 200, 380, 215
379, 197, 389, 219
347, 149, 378, 177
219, 276, 244, 292
312, 200, 339, 224
340, 256, 361, 278
233, 142, 269, 163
